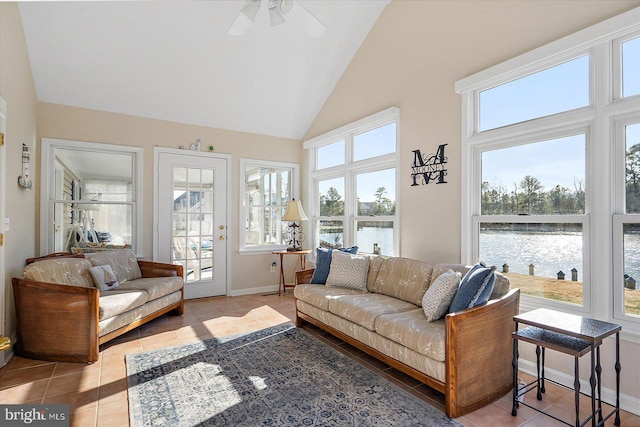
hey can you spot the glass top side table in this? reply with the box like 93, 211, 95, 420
511, 308, 621, 427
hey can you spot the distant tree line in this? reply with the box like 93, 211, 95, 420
481, 175, 585, 215
319, 186, 395, 217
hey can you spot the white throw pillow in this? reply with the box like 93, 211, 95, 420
325, 250, 370, 291
89, 264, 121, 291
422, 269, 461, 321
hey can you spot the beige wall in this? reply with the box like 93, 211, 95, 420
36, 103, 303, 295
0, 2, 38, 362
303, 0, 640, 411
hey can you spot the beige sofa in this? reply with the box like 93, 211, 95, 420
294, 256, 520, 418
12, 250, 184, 363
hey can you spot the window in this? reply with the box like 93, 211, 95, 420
622, 36, 640, 98
479, 56, 590, 131
305, 107, 399, 256
41, 138, 142, 255
456, 8, 640, 335
239, 159, 299, 252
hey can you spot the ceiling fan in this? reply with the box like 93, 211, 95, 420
228, 0, 326, 37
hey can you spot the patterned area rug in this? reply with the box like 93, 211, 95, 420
126, 323, 462, 426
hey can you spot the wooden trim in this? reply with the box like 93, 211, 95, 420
25, 252, 84, 265
445, 288, 520, 417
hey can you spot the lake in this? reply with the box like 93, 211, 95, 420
480, 230, 640, 288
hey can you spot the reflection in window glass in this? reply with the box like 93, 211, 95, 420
54, 202, 133, 250
481, 135, 586, 215
480, 222, 583, 305
356, 221, 393, 256
353, 122, 396, 161
626, 123, 640, 213
318, 140, 345, 169
244, 165, 291, 247
318, 220, 343, 249
622, 224, 640, 317
319, 177, 345, 216
622, 36, 640, 98
479, 56, 590, 131
356, 169, 396, 216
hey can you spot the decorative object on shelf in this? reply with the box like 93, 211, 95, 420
18, 143, 32, 189
208, 145, 214, 152
410, 143, 448, 186
282, 198, 307, 251
190, 139, 202, 151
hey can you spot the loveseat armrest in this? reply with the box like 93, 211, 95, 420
444, 288, 520, 417
138, 260, 184, 278
295, 268, 315, 285
12, 278, 100, 363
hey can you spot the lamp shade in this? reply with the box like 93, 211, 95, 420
282, 199, 308, 221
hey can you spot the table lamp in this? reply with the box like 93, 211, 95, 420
282, 198, 308, 251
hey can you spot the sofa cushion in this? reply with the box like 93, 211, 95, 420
448, 262, 496, 313
99, 288, 149, 320
328, 293, 418, 331
90, 264, 121, 291
99, 290, 182, 337
86, 249, 142, 284
122, 276, 184, 301
326, 250, 370, 291
422, 269, 461, 321
293, 284, 367, 311
310, 246, 358, 284
366, 255, 386, 292
374, 309, 446, 362
23, 258, 95, 288
369, 257, 433, 306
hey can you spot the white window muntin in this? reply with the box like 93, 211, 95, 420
239, 158, 300, 253
306, 108, 400, 257
613, 30, 640, 101
612, 114, 640, 331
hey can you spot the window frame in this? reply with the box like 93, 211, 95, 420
40, 138, 143, 256
304, 107, 400, 258
456, 7, 640, 341
238, 158, 300, 254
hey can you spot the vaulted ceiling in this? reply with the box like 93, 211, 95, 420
18, 1, 390, 140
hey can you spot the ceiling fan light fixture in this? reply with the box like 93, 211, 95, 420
241, 0, 261, 22
268, 0, 285, 27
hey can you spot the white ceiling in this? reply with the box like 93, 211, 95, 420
18, 1, 390, 140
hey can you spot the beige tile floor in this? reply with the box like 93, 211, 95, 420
0, 292, 638, 427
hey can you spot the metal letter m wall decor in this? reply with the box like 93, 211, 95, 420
411, 143, 448, 186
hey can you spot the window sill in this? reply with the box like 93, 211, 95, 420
239, 246, 288, 256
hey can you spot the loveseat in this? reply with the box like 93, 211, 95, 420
294, 253, 520, 418
12, 250, 184, 363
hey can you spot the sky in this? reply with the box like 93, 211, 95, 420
480, 37, 640, 191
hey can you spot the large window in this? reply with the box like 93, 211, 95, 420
41, 138, 142, 255
239, 159, 299, 252
456, 8, 640, 335
305, 108, 399, 256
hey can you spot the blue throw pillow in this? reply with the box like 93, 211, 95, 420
448, 262, 496, 313
310, 246, 358, 284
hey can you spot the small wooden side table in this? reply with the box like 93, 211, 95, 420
512, 308, 621, 427
272, 250, 311, 296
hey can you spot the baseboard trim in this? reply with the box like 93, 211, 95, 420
229, 285, 279, 297
518, 359, 639, 416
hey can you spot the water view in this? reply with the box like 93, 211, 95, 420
480, 230, 640, 289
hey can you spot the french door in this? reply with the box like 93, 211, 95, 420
155, 149, 228, 299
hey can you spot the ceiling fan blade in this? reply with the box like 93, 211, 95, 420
288, 1, 326, 37
228, 0, 261, 36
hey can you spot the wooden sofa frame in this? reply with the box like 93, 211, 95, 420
12, 253, 184, 363
294, 268, 520, 418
